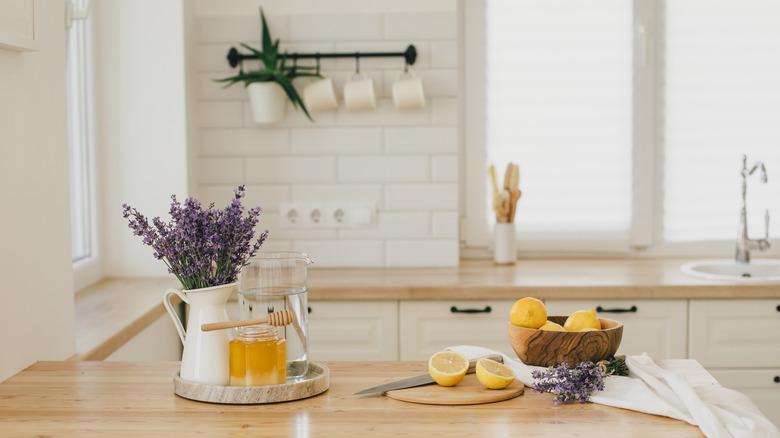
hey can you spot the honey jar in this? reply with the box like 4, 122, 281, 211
229, 325, 287, 386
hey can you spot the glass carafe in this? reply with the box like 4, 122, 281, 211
238, 252, 311, 381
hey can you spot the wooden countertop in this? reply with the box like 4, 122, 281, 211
74, 259, 780, 360
305, 258, 780, 300
0, 361, 704, 437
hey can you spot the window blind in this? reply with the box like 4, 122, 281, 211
664, 0, 780, 241
485, 0, 633, 234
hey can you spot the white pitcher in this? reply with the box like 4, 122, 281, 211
163, 282, 234, 385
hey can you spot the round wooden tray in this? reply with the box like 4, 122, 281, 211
173, 362, 329, 404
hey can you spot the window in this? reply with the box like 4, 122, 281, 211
67, 0, 96, 265
466, 0, 780, 255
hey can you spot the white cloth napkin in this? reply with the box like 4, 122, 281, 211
447, 345, 779, 438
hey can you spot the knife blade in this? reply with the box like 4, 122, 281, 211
353, 353, 503, 396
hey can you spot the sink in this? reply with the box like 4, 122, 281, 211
681, 259, 780, 282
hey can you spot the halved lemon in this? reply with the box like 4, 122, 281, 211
476, 358, 515, 389
428, 351, 468, 387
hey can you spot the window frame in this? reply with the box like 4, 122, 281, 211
67, 0, 101, 291
461, 0, 780, 258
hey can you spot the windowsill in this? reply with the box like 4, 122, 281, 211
74, 277, 178, 360
74, 258, 780, 360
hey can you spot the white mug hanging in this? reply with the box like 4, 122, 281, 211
303, 55, 338, 112
392, 64, 426, 111
343, 56, 376, 111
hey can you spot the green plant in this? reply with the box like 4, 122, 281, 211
215, 9, 320, 120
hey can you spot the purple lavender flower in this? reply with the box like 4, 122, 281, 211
531, 361, 606, 405
122, 186, 269, 290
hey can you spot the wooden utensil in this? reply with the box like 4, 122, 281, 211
201, 310, 295, 332
507, 317, 623, 367
385, 374, 524, 406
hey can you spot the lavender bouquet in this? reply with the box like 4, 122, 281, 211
531, 361, 606, 405
122, 186, 269, 290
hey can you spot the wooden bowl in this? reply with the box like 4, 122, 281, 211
507, 316, 623, 367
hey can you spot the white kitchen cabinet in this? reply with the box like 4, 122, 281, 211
308, 301, 398, 361
545, 300, 688, 359
689, 299, 780, 368
709, 369, 780, 426
399, 300, 516, 360
106, 314, 182, 361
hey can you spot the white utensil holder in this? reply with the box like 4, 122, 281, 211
493, 223, 517, 265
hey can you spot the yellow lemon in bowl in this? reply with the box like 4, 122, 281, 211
428, 351, 468, 387
476, 358, 515, 389
563, 309, 601, 332
509, 297, 547, 329
539, 320, 565, 331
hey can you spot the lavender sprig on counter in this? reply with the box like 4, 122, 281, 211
531, 361, 606, 405
122, 186, 268, 290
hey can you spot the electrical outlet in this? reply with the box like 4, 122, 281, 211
279, 202, 376, 229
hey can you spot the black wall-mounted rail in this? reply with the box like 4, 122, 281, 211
227, 44, 417, 69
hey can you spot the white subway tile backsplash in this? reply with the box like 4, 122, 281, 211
293, 240, 384, 267
432, 212, 458, 238
431, 97, 458, 125
196, 15, 289, 43
431, 41, 458, 68
289, 14, 383, 41
385, 240, 458, 267
338, 156, 429, 182
191, 2, 459, 267
385, 184, 457, 211
198, 184, 290, 212
384, 12, 457, 40
246, 157, 336, 183
197, 73, 246, 101
384, 127, 458, 154
336, 99, 429, 126
200, 129, 289, 156
291, 184, 382, 203
198, 158, 243, 184
291, 128, 382, 155
339, 212, 430, 239
198, 102, 244, 128
431, 155, 458, 182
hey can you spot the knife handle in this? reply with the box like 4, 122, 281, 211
466, 354, 503, 373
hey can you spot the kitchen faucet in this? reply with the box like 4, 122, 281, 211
735, 155, 770, 264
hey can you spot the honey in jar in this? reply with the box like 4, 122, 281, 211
229, 325, 286, 386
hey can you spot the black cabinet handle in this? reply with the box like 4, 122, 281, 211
774, 376, 779, 383
776, 304, 780, 312
450, 305, 492, 314
307, 306, 312, 314
596, 305, 638, 314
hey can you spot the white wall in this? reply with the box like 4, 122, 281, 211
188, 0, 460, 267
0, 1, 75, 381
95, 0, 190, 277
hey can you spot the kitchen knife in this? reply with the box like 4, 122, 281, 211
353, 354, 504, 396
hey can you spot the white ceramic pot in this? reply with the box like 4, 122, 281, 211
163, 282, 235, 385
247, 82, 288, 124
494, 223, 517, 265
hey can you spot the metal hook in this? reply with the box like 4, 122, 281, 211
355, 53, 360, 74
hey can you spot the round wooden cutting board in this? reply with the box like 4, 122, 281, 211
385, 374, 524, 405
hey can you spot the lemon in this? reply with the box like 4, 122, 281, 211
563, 309, 602, 332
476, 358, 515, 389
428, 351, 468, 387
509, 297, 547, 329
539, 320, 565, 331
579, 327, 599, 332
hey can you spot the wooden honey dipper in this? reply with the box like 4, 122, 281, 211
200, 310, 295, 332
